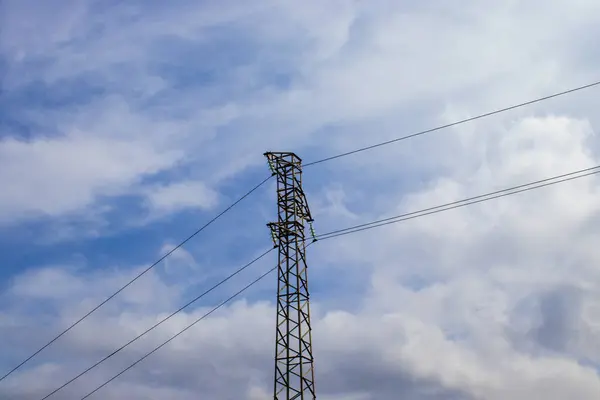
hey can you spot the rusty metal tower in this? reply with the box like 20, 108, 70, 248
266, 152, 317, 400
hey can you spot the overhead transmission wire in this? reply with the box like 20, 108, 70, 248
0, 175, 273, 383
36, 248, 275, 400
4, 80, 598, 383
316, 164, 600, 241
304, 80, 600, 167
73, 164, 600, 400
8, 78, 600, 394
79, 263, 280, 400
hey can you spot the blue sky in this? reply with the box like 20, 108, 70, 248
2, 1, 600, 399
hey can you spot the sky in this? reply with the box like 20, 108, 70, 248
1, 0, 600, 399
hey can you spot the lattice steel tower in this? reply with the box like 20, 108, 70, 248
266, 152, 317, 400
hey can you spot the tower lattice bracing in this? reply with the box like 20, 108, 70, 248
266, 152, 316, 400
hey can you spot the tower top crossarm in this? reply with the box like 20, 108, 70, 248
265, 151, 313, 223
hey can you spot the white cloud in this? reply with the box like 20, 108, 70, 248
0, 131, 183, 223
158, 243, 198, 277
144, 181, 219, 214
2, 0, 600, 227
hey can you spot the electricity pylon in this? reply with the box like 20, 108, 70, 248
266, 152, 317, 400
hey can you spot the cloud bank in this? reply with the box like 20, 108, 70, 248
2, 1, 600, 399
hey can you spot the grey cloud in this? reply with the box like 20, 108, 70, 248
534, 286, 583, 353
318, 349, 474, 400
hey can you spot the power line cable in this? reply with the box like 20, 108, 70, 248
316, 165, 600, 241
304, 80, 600, 167
70, 165, 600, 398
6, 79, 597, 384
25, 79, 593, 386
75, 242, 320, 399
78, 264, 278, 400
9, 79, 600, 392
0, 175, 272, 383
37, 247, 274, 400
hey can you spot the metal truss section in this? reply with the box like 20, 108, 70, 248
265, 152, 316, 400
